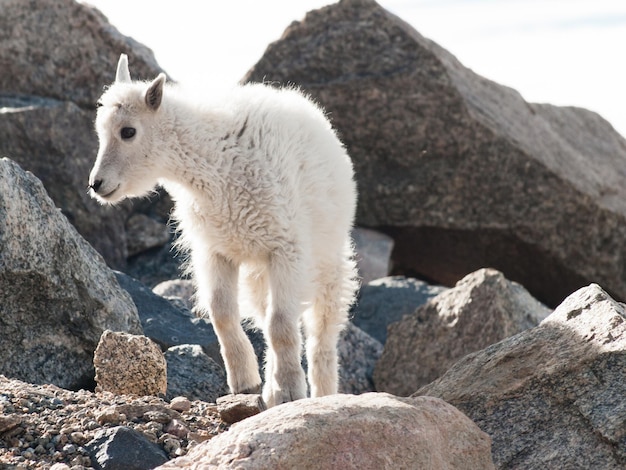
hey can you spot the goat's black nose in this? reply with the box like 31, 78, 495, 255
90, 179, 103, 193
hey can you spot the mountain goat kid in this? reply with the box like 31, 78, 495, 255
88, 54, 358, 407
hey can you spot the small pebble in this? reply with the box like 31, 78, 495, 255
70, 431, 86, 445
169, 396, 191, 413
62, 443, 77, 454
95, 408, 122, 425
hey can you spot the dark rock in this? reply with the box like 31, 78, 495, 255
414, 283, 626, 469
351, 276, 446, 344
165, 345, 228, 402
375, 268, 550, 396
85, 426, 168, 470
114, 272, 218, 352
216, 394, 266, 425
243, 0, 626, 306
125, 242, 184, 288
337, 323, 382, 394
0, 158, 141, 390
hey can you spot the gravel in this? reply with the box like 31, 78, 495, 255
0, 375, 228, 469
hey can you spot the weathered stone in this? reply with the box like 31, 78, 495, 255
153, 279, 195, 311
337, 322, 382, 394
157, 393, 494, 469
216, 394, 266, 425
169, 396, 192, 413
125, 241, 183, 287
165, 345, 228, 402
0, 0, 162, 107
351, 227, 393, 284
94, 331, 167, 397
243, 0, 626, 306
351, 276, 447, 344
375, 268, 550, 396
0, 414, 21, 434
0, 158, 141, 389
85, 426, 168, 470
126, 213, 171, 257
0, 0, 166, 268
415, 284, 626, 469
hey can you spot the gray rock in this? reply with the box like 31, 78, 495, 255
165, 345, 228, 402
351, 276, 447, 344
86, 426, 168, 470
0, 0, 167, 268
157, 393, 495, 469
0, 158, 141, 390
94, 331, 167, 397
415, 283, 626, 469
243, 0, 626, 306
114, 272, 219, 352
0, 0, 163, 107
375, 268, 550, 396
125, 241, 184, 287
351, 227, 394, 284
337, 323, 383, 394
126, 213, 171, 257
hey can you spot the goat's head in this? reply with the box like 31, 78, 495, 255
88, 54, 167, 204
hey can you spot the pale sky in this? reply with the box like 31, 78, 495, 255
85, 0, 626, 137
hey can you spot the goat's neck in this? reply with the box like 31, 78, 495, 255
157, 99, 232, 199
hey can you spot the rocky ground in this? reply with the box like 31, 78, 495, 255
0, 377, 226, 469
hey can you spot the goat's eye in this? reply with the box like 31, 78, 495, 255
121, 127, 136, 140
96, 101, 103, 108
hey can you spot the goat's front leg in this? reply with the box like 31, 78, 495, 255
263, 250, 307, 407
196, 252, 261, 395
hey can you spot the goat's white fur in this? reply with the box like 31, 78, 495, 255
89, 54, 358, 406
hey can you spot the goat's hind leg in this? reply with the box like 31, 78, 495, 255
304, 252, 358, 397
197, 252, 261, 394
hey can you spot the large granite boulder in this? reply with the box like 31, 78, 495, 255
0, 158, 141, 390
157, 393, 495, 469
415, 284, 626, 469
243, 0, 626, 306
374, 268, 550, 395
0, 0, 167, 268
0, 0, 161, 108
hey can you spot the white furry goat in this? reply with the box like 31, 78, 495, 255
88, 54, 358, 407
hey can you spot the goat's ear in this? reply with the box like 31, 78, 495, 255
115, 54, 131, 83
145, 73, 166, 111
